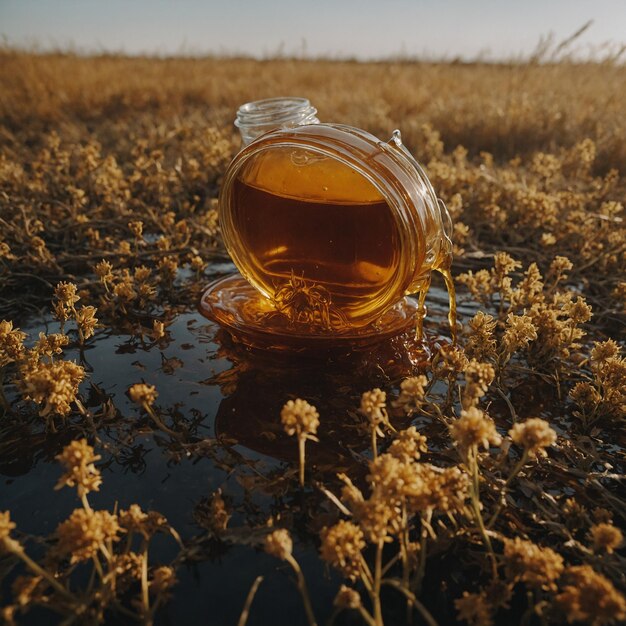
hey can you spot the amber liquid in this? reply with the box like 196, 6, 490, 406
231, 175, 401, 328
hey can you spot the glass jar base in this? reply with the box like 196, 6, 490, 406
199, 274, 420, 353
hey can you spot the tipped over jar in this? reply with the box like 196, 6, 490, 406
217, 97, 454, 338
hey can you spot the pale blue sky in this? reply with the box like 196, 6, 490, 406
1, 0, 625, 60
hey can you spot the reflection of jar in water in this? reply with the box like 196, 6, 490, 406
212, 97, 455, 344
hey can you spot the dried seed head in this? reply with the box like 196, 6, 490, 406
280, 398, 319, 438
449, 407, 502, 452
129, 383, 158, 407
264, 529, 293, 561
509, 418, 556, 458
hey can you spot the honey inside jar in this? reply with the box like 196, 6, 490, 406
230, 147, 417, 329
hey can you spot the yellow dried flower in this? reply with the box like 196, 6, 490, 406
128, 383, 158, 406
437, 344, 470, 376
388, 426, 428, 462
455, 591, 493, 626
56, 508, 120, 563
563, 296, 592, 324
190, 255, 205, 272
556, 565, 626, 626
12, 575, 43, 608
264, 528, 293, 561
590, 523, 623, 554
0, 320, 27, 367
151, 320, 166, 340
591, 339, 619, 366
394, 375, 428, 415
360, 388, 389, 431
94, 259, 113, 282
549, 255, 573, 280
75, 305, 98, 340
19, 359, 85, 418
55, 438, 102, 496
450, 407, 502, 452
0, 511, 16, 543
54, 281, 79, 307
128, 220, 143, 238
150, 566, 177, 597
334, 585, 361, 610
320, 520, 365, 581
280, 398, 319, 438
503, 537, 564, 590
119, 504, 168, 538
509, 418, 556, 458
465, 311, 497, 361
34, 332, 69, 358
501, 313, 537, 354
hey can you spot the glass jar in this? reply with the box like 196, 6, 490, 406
201, 97, 454, 348
235, 97, 319, 146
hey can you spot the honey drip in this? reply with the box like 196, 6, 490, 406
437, 265, 458, 344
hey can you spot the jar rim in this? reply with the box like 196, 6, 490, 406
235, 97, 317, 128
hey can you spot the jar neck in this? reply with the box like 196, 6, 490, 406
234, 97, 319, 146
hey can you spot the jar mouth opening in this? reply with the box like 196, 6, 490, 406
235, 97, 317, 128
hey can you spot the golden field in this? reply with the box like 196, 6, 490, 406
0, 51, 624, 625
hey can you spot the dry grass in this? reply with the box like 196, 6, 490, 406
0, 51, 624, 625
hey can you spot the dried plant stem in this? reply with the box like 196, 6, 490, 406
5, 540, 75, 602
237, 576, 264, 626
371, 427, 378, 460
373, 538, 384, 626
468, 445, 498, 578
140, 541, 151, 625
298, 435, 306, 487
285, 553, 318, 626
487, 449, 529, 528
144, 403, 181, 440
412, 509, 431, 595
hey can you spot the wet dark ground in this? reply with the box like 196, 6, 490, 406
0, 268, 481, 626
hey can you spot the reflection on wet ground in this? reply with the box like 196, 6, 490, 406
0, 277, 467, 625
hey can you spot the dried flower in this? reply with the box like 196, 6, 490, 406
455, 591, 493, 626
34, 332, 69, 358
0, 320, 27, 367
394, 375, 428, 415
54, 282, 79, 307
119, 504, 168, 538
509, 418, 556, 458
151, 320, 166, 340
450, 407, 502, 452
334, 585, 361, 610
590, 523, 623, 554
320, 521, 365, 581
503, 537, 564, 590
281, 398, 319, 486
360, 388, 388, 429
264, 529, 293, 561
0, 511, 16, 544
128, 383, 158, 407
55, 439, 102, 496
19, 359, 85, 418
75, 305, 98, 340
56, 508, 120, 563
128, 220, 143, 238
281, 398, 319, 438
388, 426, 428, 462
150, 566, 177, 597
501, 313, 537, 355
557, 565, 626, 625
